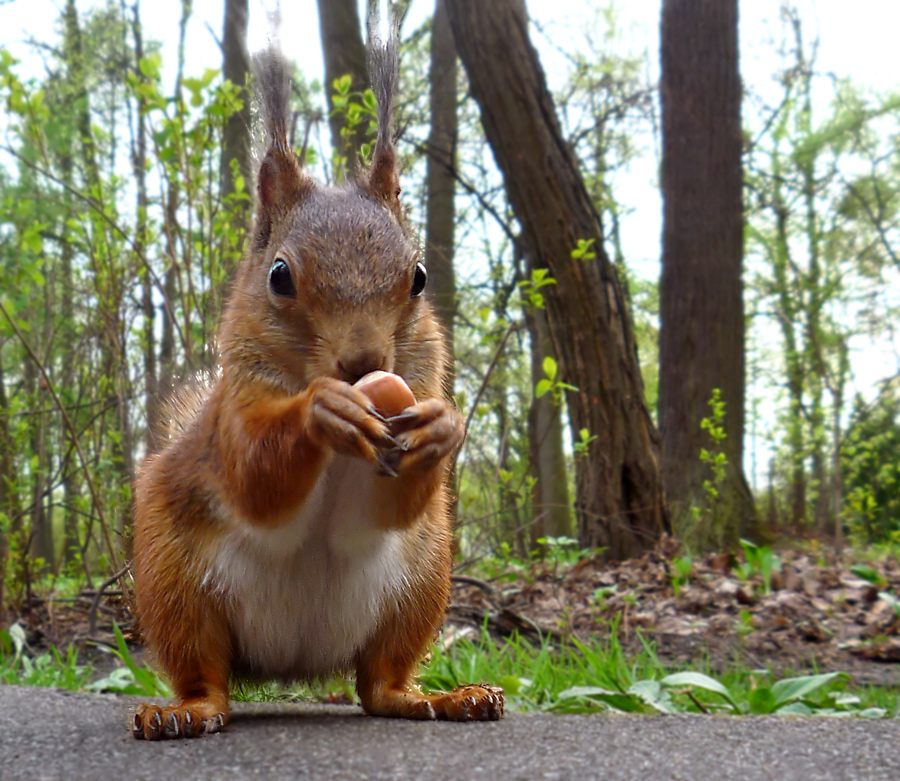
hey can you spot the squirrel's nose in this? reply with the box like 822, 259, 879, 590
337, 350, 387, 383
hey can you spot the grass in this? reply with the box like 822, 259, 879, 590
421, 625, 895, 717
1, 620, 896, 717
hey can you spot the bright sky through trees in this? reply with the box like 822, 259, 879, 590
2, 0, 898, 491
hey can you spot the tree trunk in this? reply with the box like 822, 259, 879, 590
425, 0, 458, 358
24, 349, 53, 568
220, 0, 251, 214
58, 122, 80, 568
524, 300, 573, 544
658, 0, 756, 548
0, 351, 19, 626
446, 0, 668, 560
129, 2, 160, 448
317, 0, 370, 178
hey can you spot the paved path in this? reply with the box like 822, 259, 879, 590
1, 684, 898, 780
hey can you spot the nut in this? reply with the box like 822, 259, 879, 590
354, 371, 416, 416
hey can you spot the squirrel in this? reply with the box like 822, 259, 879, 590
129, 12, 504, 740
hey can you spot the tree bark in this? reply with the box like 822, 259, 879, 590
0, 351, 19, 626
424, 0, 458, 359
524, 300, 573, 544
129, 2, 160, 448
446, 0, 668, 559
659, 0, 756, 548
317, 0, 370, 178
220, 0, 252, 208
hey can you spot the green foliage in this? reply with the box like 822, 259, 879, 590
669, 554, 693, 596
87, 623, 171, 697
681, 389, 732, 546
534, 356, 577, 404
535, 535, 584, 578
570, 238, 596, 262
745, 16, 900, 531
850, 563, 887, 590
841, 389, 900, 544
0, 620, 892, 719
573, 428, 597, 459
330, 73, 378, 177
735, 539, 781, 596
0, 623, 92, 689
0, 2, 254, 597
517, 268, 557, 310
699, 388, 729, 499
421, 628, 886, 717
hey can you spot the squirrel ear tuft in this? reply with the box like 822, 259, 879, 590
365, 0, 406, 220
252, 45, 313, 248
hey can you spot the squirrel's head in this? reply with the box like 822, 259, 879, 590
219, 17, 444, 396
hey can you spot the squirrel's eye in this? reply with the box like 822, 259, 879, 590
410, 262, 427, 298
268, 258, 295, 297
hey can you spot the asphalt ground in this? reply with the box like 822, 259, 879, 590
1, 684, 898, 780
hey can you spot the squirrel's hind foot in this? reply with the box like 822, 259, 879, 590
429, 684, 505, 721
361, 682, 505, 722
131, 702, 226, 740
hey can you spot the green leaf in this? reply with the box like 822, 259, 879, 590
535, 379, 553, 398
748, 686, 777, 714
556, 686, 643, 713
770, 672, 847, 707
857, 707, 888, 719
139, 53, 161, 80
334, 74, 352, 95
497, 675, 528, 696
776, 701, 814, 716
542, 356, 557, 381
628, 680, 677, 714
558, 685, 616, 700
661, 671, 741, 711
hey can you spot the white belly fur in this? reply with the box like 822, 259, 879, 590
204, 456, 409, 679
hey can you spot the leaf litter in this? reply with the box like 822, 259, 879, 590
449, 539, 900, 687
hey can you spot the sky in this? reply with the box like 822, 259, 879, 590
2, 0, 900, 487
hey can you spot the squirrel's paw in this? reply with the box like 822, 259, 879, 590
431, 684, 505, 721
131, 702, 226, 740
306, 378, 399, 463
383, 399, 464, 473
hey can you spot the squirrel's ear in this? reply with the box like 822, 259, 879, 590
368, 143, 402, 220
255, 148, 312, 250
255, 148, 310, 248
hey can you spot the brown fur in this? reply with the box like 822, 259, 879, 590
130, 37, 503, 740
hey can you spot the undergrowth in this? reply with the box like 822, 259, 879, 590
1, 621, 896, 717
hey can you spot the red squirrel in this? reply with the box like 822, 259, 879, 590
130, 16, 504, 740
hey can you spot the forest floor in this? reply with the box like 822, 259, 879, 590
449, 538, 900, 688
8, 538, 900, 689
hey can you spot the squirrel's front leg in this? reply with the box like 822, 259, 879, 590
218, 378, 398, 525
369, 398, 464, 529
356, 592, 505, 722
132, 644, 230, 740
